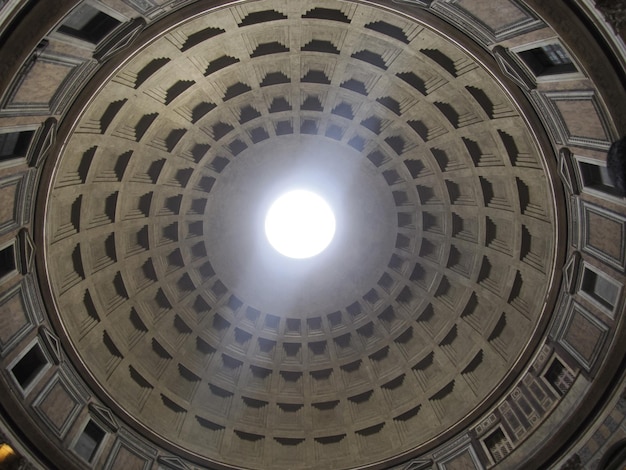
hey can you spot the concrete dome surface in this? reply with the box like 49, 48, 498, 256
0, 1, 625, 470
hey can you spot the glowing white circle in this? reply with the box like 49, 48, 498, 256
265, 190, 336, 259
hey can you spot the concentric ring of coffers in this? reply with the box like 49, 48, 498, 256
42, 1, 558, 468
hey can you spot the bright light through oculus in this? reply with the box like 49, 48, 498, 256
265, 190, 336, 259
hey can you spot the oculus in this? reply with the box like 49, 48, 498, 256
264, 190, 336, 259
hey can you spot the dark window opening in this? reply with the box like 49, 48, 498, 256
579, 161, 620, 196
11, 344, 47, 389
0, 131, 34, 161
74, 420, 106, 462
544, 359, 574, 396
484, 428, 512, 463
581, 268, 619, 310
58, 4, 120, 44
518, 44, 576, 76
0, 244, 16, 278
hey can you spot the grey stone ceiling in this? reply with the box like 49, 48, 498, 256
40, 2, 560, 468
